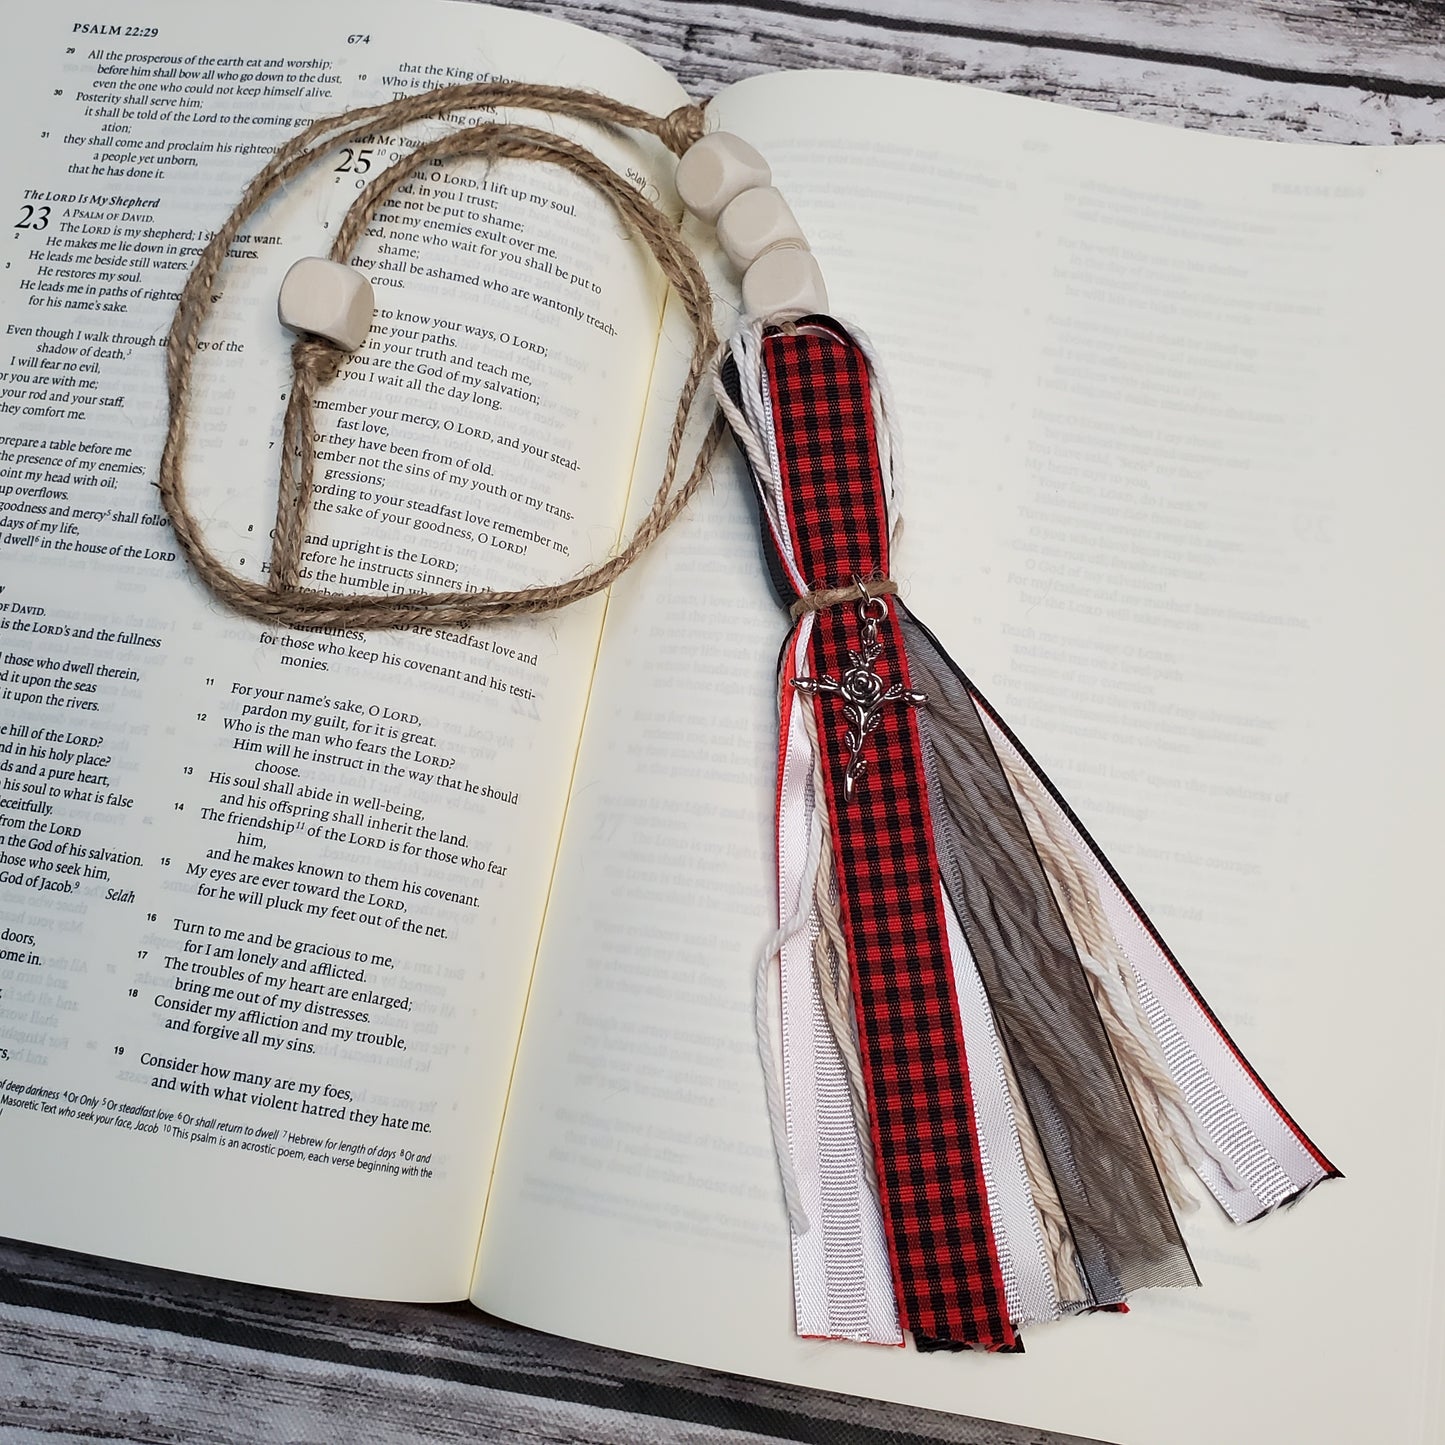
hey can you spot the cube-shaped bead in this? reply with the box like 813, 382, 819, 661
675, 132, 771, 225
277, 257, 374, 352
716, 186, 808, 271
742, 247, 829, 319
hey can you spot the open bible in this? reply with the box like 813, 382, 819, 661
0, 3, 1441, 1443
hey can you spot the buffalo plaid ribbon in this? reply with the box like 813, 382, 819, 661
764, 328, 1014, 1350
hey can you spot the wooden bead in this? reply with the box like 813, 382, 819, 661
675, 132, 771, 225
716, 187, 808, 271
742, 247, 829, 319
277, 257, 374, 352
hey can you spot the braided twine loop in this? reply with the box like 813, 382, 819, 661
161, 87, 719, 630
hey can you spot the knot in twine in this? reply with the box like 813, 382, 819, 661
789, 577, 899, 622
292, 336, 347, 389
160, 83, 724, 632
659, 103, 708, 155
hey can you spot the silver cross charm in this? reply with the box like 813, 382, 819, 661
793, 597, 926, 801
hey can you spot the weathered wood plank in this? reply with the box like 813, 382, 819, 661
499, 0, 1445, 84
489, 0, 1445, 140
0, 1239, 1097, 1444
741, 0, 1445, 83
0, 1306, 855, 1445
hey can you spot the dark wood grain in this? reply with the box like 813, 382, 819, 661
3, 3, 1442, 1442
0, 1238, 1097, 1443
496, 0, 1445, 139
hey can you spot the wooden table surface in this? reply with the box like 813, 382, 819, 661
3, 2, 1442, 1441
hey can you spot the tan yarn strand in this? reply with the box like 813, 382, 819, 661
995, 742, 1239, 1208
161, 87, 719, 630
1010, 779, 1202, 1210
996, 1036, 1085, 1305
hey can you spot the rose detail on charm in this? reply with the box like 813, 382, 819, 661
793, 595, 926, 801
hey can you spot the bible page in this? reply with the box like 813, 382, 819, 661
476, 70, 1445, 1445
0, 0, 688, 1299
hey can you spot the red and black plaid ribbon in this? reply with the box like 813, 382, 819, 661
764, 327, 1014, 1350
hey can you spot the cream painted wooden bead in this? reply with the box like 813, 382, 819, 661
277, 257, 374, 352
674, 132, 771, 225
716, 186, 808, 271
742, 247, 829, 319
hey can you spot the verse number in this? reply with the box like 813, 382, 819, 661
335, 147, 375, 175
14, 204, 50, 232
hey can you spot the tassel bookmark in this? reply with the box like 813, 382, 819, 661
679, 132, 1339, 1352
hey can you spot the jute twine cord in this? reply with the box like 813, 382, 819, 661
788, 577, 898, 622
161, 85, 721, 630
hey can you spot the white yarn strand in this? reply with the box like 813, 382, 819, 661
753, 639, 818, 1237
717, 320, 809, 591
754, 835, 817, 1235
843, 318, 904, 540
